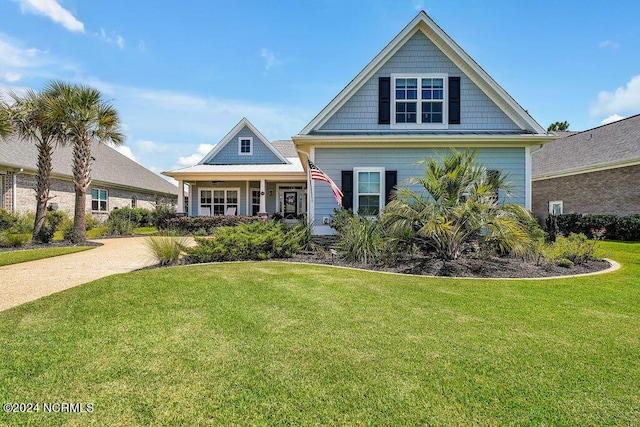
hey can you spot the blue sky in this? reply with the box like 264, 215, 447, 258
1, 0, 639, 180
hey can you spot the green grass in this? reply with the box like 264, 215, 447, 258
0, 241, 639, 425
133, 226, 158, 235
0, 246, 93, 267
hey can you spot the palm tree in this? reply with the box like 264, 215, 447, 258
45, 81, 124, 243
3, 89, 63, 241
382, 149, 534, 260
0, 102, 12, 137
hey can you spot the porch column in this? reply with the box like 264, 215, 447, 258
177, 180, 185, 213
259, 179, 267, 216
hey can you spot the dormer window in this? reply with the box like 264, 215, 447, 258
391, 73, 448, 129
238, 137, 253, 155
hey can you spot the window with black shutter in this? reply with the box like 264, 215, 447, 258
378, 77, 390, 125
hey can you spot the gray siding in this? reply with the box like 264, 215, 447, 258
319, 32, 520, 132
312, 147, 526, 222
204, 126, 285, 165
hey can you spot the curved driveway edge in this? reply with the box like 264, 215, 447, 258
0, 237, 155, 312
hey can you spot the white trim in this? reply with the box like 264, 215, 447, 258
354, 167, 386, 216
199, 118, 289, 164
238, 137, 253, 156
250, 187, 260, 216
299, 11, 546, 135
245, 181, 250, 215
524, 146, 532, 210
177, 179, 185, 213
549, 200, 563, 215
390, 73, 448, 130
198, 187, 240, 216
532, 158, 640, 181
91, 188, 109, 213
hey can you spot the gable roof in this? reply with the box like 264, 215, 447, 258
299, 11, 546, 135
199, 117, 289, 165
533, 114, 640, 179
163, 139, 304, 178
0, 136, 177, 195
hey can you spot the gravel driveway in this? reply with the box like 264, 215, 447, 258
0, 237, 156, 312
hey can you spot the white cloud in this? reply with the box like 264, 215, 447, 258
601, 114, 625, 125
2, 72, 22, 82
136, 139, 171, 154
18, 0, 84, 33
111, 144, 138, 162
590, 75, 640, 117
177, 144, 215, 167
597, 40, 619, 49
260, 48, 280, 70
413, 0, 425, 11
97, 28, 125, 50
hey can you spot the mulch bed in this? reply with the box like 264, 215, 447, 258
0, 241, 102, 253
286, 251, 611, 279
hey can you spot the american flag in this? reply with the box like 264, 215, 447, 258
308, 160, 343, 207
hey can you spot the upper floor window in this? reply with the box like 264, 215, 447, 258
391, 74, 448, 129
92, 188, 108, 212
238, 137, 253, 155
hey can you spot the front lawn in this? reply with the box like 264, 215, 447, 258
0, 246, 93, 267
0, 241, 638, 425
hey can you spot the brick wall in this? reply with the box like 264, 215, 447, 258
0, 172, 12, 211
11, 172, 175, 218
532, 164, 640, 220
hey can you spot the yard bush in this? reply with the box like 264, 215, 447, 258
335, 214, 383, 265
105, 216, 134, 236
35, 210, 67, 243
551, 213, 640, 241
158, 215, 264, 234
109, 207, 155, 227
0, 208, 18, 231
542, 233, 597, 266
186, 221, 304, 263
0, 231, 31, 248
145, 236, 191, 266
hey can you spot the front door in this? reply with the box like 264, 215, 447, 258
284, 191, 297, 218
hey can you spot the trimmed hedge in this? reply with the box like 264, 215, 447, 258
551, 213, 640, 241
157, 215, 264, 234
108, 208, 156, 227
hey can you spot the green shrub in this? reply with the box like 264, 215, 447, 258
109, 207, 155, 227
85, 214, 101, 230
543, 233, 597, 266
105, 216, 134, 236
186, 221, 304, 263
0, 231, 31, 248
0, 208, 18, 231
553, 213, 640, 241
35, 210, 68, 243
556, 258, 574, 268
145, 236, 191, 266
158, 215, 264, 234
336, 215, 383, 265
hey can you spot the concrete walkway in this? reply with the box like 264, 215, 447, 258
0, 237, 155, 312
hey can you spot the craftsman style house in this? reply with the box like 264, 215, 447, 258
164, 11, 553, 234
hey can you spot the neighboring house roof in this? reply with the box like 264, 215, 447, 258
199, 117, 289, 165
533, 114, 640, 179
164, 139, 304, 178
0, 136, 178, 195
299, 10, 546, 136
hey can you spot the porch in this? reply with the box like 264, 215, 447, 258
179, 179, 307, 219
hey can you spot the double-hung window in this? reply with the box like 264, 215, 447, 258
238, 137, 253, 155
391, 73, 447, 129
354, 168, 385, 216
91, 188, 108, 212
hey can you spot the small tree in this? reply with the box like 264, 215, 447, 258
45, 81, 124, 243
0, 102, 12, 137
382, 150, 535, 260
547, 121, 569, 132
2, 89, 64, 241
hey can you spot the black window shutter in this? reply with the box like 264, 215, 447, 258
449, 76, 461, 125
385, 171, 397, 204
378, 77, 391, 125
341, 171, 354, 210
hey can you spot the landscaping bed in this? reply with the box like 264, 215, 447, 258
0, 240, 101, 253
288, 250, 611, 278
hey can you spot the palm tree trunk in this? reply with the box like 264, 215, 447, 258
33, 141, 53, 241
71, 138, 92, 243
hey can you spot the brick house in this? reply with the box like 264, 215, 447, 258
532, 114, 640, 220
1, 136, 177, 219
